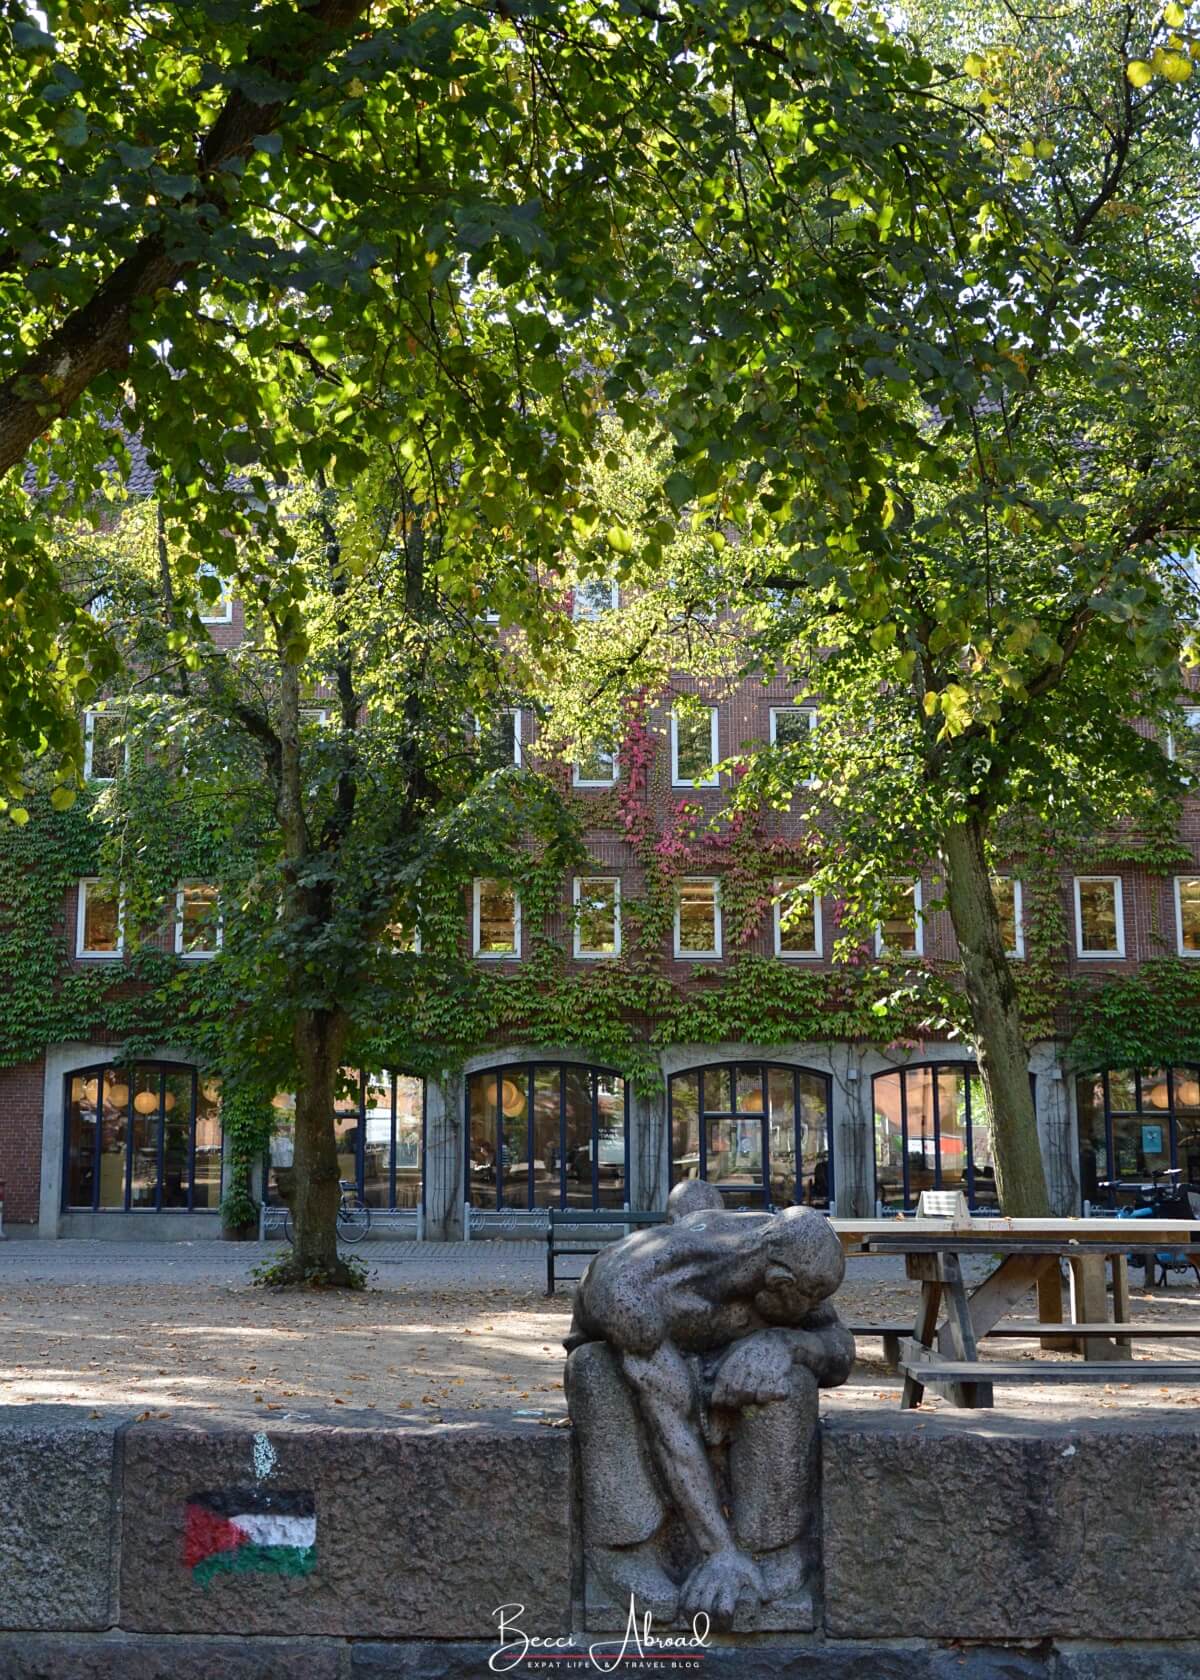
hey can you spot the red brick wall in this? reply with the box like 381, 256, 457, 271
0, 1056, 45, 1224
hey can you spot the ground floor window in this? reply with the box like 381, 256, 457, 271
669, 1062, 832, 1210
467, 1062, 628, 1210
873, 1063, 997, 1211
64, 1062, 221, 1211
1076, 1067, 1200, 1205
266, 1070, 424, 1209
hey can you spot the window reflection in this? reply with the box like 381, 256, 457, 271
467, 1064, 627, 1211
873, 1063, 995, 1211
670, 1062, 832, 1210
63, 1062, 220, 1212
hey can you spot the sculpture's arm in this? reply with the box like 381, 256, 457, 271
621, 1342, 732, 1557
776, 1319, 856, 1388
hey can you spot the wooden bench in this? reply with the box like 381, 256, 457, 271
546, 1208, 666, 1295
899, 1358, 1200, 1391
848, 1320, 1200, 1372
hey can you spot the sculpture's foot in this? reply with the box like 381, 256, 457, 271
757, 1540, 808, 1604
590, 1541, 680, 1624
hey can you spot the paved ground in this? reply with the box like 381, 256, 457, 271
2, 1239, 1200, 1420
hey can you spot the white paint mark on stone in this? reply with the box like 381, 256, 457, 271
252, 1431, 277, 1482
1061, 1444, 1076, 1457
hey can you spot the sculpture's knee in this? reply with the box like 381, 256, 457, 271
728, 1365, 819, 1555
566, 1341, 665, 1548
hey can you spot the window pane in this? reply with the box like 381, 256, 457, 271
671, 1072, 701, 1184
477, 880, 517, 954
767, 1067, 796, 1207
479, 712, 517, 770
395, 1076, 423, 1209
677, 879, 717, 953
772, 708, 812, 747
1112, 1111, 1169, 1179
879, 883, 918, 955
98, 1070, 129, 1208
179, 884, 220, 953
129, 1066, 161, 1208
1174, 1069, 1200, 1185
707, 1113, 763, 1207
905, 1070, 937, 1201
936, 1069, 967, 1192
1107, 1068, 1136, 1112
776, 879, 817, 954
161, 1070, 192, 1208
1078, 879, 1118, 951
534, 1065, 563, 1208
872, 1074, 904, 1209
1074, 1075, 1106, 1204
82, 885, 120, 953
595, 1073, 626, 1209
968, 1076, 998, 1208
193, 1078, 222, 1210
735, 1066, 765, 1114
498, 1070, 529, 1208
1179, 879, 1200, 952
674, 709, 715, 782
88, 714, 124, 780
577, 878, 618, 955
574, 578, 616, 619
66, 1073, 100, 1208
575, 742, 616, 783
468, 1073, 499, 1207
992, 877, 1017, 953
334, 1071, 360, 1188
798, 1073, 831, 1208
562, 1065, 592, 1209
363, 1072, 393, 1208
701, 1065, 731, 1114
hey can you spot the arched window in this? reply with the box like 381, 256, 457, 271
1076, 1066, 1200, 1206
265, 1070, 425, 1210
466, 1063, 629, 1211
872, 1063, 997, 1212
669, 1062, 833, 1210
64, 1062, 221, 1212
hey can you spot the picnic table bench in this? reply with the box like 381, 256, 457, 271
832, 1213, 1200, 1409
545, 1207, 666, 1294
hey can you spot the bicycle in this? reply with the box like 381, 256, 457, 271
1096, 1169, 1200, 1287
283, 1180, 372, 1246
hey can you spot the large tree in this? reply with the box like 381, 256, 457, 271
591, 0, 1200, 1214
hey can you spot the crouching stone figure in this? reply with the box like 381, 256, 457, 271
564, 1181, 853, 1631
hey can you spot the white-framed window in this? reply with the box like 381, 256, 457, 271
674, 877, 722, 959
573, 876, 621, 959
83, 709, 127, 782
1174, 876, 1200, 956
197, 564, 233, 624
473, 878, 520, 958
773, 878, 821, 958
573, 743, 618, 787
1074, 876, 1125, 958
175, 882, 222, 958
1166, 706, 1200, 765
573, 577, 619, 620
473, 709, 522, 768
671, 705, 719, 788
991, 875, 1025, 959
875, 879, 923, 957
76, 878, 124, 959
769, 706, 818, 787
299, 707, 329, 728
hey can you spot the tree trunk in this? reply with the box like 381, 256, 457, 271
939, 812, 1051, 1218
290, 1004, 350, 1278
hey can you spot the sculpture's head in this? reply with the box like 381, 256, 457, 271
751, 1206, 844, 1323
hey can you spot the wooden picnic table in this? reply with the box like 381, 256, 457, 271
828, 1217, 1200, 1409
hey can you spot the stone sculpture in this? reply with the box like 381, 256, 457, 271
564, 1181, 853, 1631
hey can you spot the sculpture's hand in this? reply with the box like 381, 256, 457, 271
680, 1547, 765, 1627
709, 1334, 792, 1410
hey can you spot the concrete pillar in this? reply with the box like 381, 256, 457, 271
630, 1079, 666, 1213
830, 1045, 872, 1218
423, 1071, 464, 1240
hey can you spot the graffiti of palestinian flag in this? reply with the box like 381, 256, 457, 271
184, 1488, 316, 1587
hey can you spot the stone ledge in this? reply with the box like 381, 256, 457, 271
822, 1412, 1200, 1642
118, 1409, 572, 1638
0, 1412, 116, 1631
